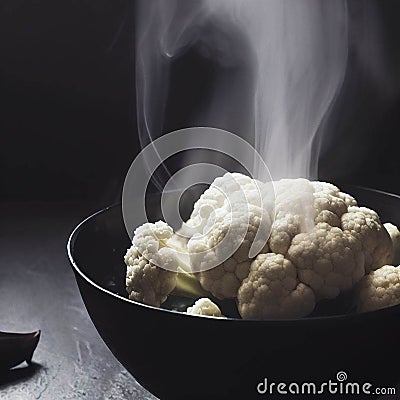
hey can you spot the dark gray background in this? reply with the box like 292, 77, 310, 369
0, 1, 400, 399
1, 1, 400, 204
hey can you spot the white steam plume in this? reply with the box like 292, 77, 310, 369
134, 0, 390, 184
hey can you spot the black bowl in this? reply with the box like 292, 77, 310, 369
67, 185, 400, 400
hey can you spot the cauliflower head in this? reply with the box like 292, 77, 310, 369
356, 264, 400, 312
124, 173, 396, 320
287, 223, 365, 299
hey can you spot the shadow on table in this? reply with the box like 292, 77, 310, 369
0, 362, 43, 389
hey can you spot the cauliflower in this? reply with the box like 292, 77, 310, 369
238, 253, 315, 319
384, 222, 400, 265
186, 173, 274, 299
188, 176, 392, 318
124, 173, 396, 319
356, 265, 400, 312
186, 298, 225, 318
125, 221, 208, 307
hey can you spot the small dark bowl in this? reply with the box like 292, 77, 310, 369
67, 185, 400, 400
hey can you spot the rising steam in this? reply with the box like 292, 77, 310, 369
134, 0, 390, 184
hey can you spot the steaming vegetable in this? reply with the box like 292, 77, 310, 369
356, 265, 400, 312
124, 173, 399, 319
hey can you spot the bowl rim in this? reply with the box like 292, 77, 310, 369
67, 184, 400, 324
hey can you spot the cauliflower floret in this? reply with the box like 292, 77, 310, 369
287, 223, 365, 299
268, 181, 391, 302
238, 253, 315, 319
384, 222, 400, 265
125, 221, 181, 307
125, 245, 177, 307
268, 180, 355, 256
184, 173, 266, 235
341, 207, 393, 272
268, 213, 302, 255
125, 221, 209, 307
132, 221, 180, 272
312, 181, 354, 221
189, 203, 270, 299
186, 298, 225, 317
268, 179, 315, 254
187, 173, 273, 299
357, 265, 400, 312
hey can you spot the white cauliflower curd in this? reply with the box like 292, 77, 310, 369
125, 221, 207, 307
356, 265, 400, 312
186, 298, 225, 318
384, 222, 400, 265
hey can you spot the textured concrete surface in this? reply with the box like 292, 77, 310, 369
0, 202, 156, 400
